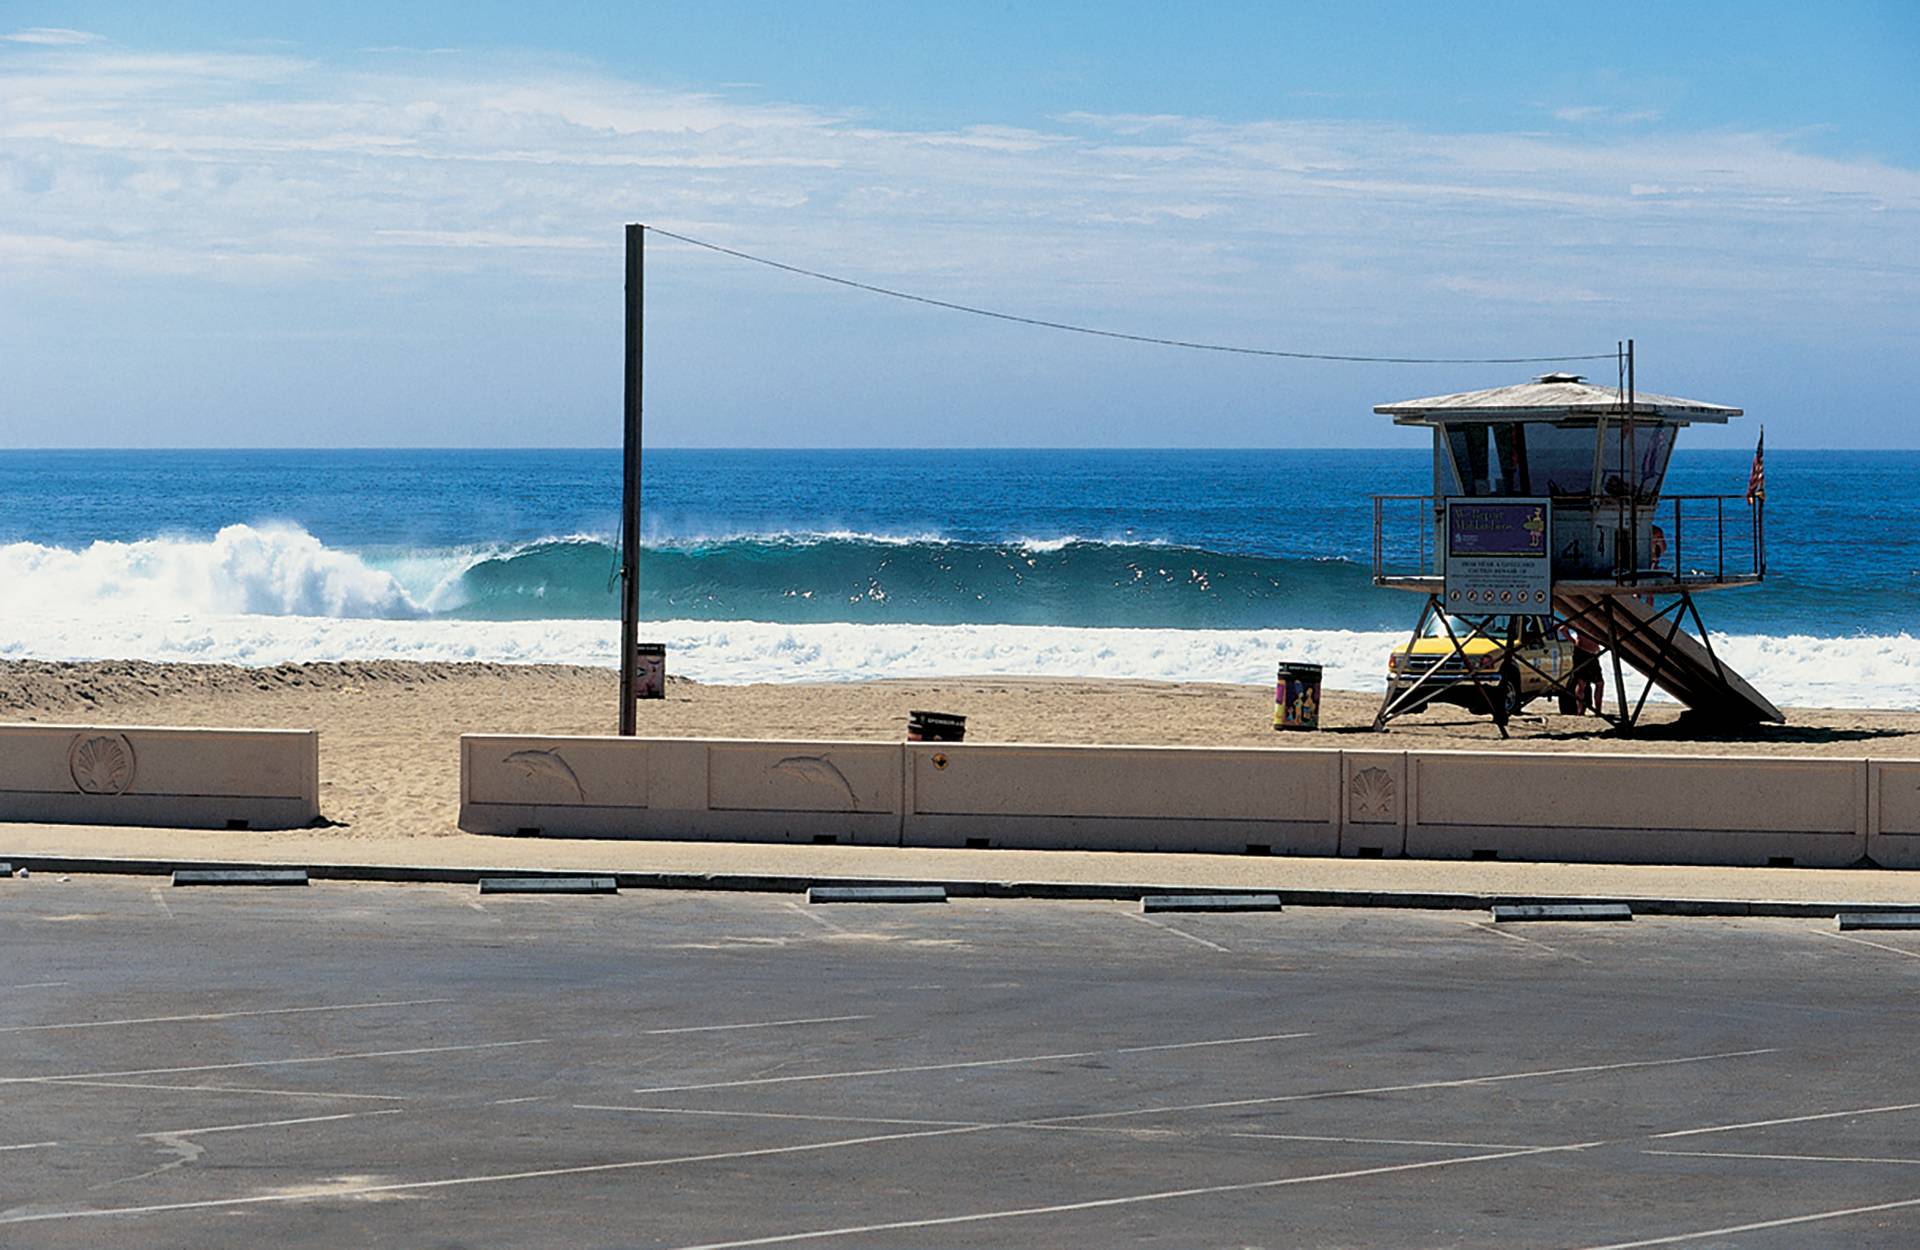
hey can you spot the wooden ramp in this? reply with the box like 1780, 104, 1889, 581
1554, 590, 1784, 725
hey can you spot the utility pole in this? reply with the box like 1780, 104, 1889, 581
618, 223, 644, 734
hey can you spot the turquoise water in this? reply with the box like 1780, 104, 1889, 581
3, 448, 1912, 637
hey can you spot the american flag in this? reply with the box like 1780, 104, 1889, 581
1746, 428, 1765, 505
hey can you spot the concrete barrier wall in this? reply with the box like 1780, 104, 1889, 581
0, 723, 318, 830
1869, 761, 1920, 869
460, 735, 904, 844
460, 734, 1913, 868
904, 743, 1340, 854
1339, 750, 1407, 858
1405, 751, 1869, 867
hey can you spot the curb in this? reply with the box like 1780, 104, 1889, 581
3, 852, 1914, 918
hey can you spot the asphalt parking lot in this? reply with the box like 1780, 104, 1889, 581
3, 875, 1919, 1248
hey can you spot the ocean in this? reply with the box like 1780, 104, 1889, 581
2, 448, 1916, 707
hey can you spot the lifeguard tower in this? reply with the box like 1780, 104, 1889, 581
1369, 361, 1779, 733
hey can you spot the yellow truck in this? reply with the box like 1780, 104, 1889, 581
1385, 614, 1579, 719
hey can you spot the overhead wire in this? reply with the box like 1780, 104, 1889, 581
644, 225, 1617, 366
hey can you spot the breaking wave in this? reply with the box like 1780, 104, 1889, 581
5, 523, 1916, 707
2, 523, 1396, 630
2, 524, 421, 619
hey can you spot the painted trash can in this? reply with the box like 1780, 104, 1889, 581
1273, 662, 1322, 731
635, 643, 667, 700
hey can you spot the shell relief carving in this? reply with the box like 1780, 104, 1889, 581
501, 749, 585, 801
1347, 766, 1397, 823
69, 733, 136, 796
771, 755, 860, 810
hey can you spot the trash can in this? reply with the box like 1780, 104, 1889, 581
635, 643, 666, 700
1272, 662, 1322, 731
907, 710, 966, 742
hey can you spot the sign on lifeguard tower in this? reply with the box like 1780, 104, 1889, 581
1444, 498, 1551, 614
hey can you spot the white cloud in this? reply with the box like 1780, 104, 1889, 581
1553, 104, 1664, 124
373, 228, 601, 250
0, 38, 1913, 335
3, 27, 102, 45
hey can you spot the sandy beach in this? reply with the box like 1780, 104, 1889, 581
4, 659, 1917, 843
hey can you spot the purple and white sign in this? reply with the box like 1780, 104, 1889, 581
1445, 498, 1552, 614
1447, 501, 1549, 557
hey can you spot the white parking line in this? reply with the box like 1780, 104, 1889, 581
1568, 1195, 1920, 1249
1234, 1131, 1552, 1151
1646, 1149, 1920, 1166
642, 1015, 871, 1036
0, 997, 454, 1034
579, 1106, 1542, 1153
781, 900, 847, 934
0, 1141, 58, 1152
1, 1038, 548, 1085
583, 1107, 1278, 1147
999, 1123, 1186, 1139
0, 1040, 1787, 1229
38, 1079, 411, 1102
1649, 1099, 1920, 1139
1464, 921, 1593, 964
607, 1052, 1752, 1145
1040, 1048, 1778, 1127
0, 1112, 1601, 1230
7, 981, 71, 990
630, 1031, 1314, 1094
1122, 911, 1231, 953
0, 1121, 1001, 1226
657, 1142, 1604, 1250
138, 1110, 403, 1139
578, 1105, 982, 1129
1813, 930, 1920, 961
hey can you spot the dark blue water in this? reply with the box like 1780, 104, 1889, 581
2, 449, 1914, 635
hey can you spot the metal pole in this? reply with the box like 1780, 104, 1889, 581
1718, 496, 1725, 583
618, 223, 645, 735
1626, 338, 1637, 580
1606, 598, 1630, 728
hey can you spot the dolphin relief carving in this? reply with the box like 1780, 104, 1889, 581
503, 749, 585, 801
771, 755, 860, 810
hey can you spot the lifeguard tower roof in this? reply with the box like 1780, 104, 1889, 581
1375, 373, 1742, 425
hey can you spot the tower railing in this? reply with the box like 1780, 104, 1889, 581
1372, 494, 1764, 589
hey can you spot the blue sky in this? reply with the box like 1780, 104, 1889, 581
2, 2, 1915, 448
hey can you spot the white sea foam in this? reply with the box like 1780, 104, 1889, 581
650, 529, 1170, 552
1010, 534, 1168, 553
2, 525, 421, 619
648, 527, 953, 548
1, 612, 1913, 710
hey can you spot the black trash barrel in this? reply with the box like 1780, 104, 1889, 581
907, 711, 967, 742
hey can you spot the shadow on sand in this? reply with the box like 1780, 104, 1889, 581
1604, 712, 1912, 747
1353, 709, 1913, 747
